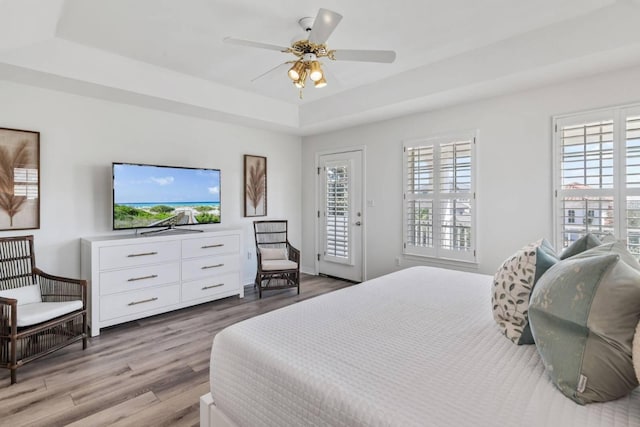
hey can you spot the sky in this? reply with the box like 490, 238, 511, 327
113, 163, 220, 203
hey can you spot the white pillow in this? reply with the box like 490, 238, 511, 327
0, 282, 42, 305
260, 247, 288, 260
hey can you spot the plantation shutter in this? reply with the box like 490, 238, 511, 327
324, 160, 351, 263
554, 104, 640, 254
625, 109, 640, 256
403, 132, 476, 262
555, 115, 615, 249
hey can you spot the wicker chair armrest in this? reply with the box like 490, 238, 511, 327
287, 244, 300, 264
33, 267, 87, 307
255, 248, 264, 273
0, 296, 18, 307
0, 296, 17, 336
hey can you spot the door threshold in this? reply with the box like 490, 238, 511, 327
318, 273, 361, 284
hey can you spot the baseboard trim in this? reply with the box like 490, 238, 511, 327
300, 266, 316, 275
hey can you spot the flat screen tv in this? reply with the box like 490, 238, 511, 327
112, 162, 221, 231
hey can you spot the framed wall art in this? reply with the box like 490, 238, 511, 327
244, 154, 267, 217
0, 127, 40, 231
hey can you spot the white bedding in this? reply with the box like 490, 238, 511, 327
209, 266, 640, 426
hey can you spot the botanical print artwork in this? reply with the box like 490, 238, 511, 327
0, 128, 40, 230
244, 155, 266, 217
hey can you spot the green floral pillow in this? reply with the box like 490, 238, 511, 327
492, 239, 558, 345
529, 243, 640, 404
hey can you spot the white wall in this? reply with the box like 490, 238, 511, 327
0, 81, 301, 284
301, 64, 640, 278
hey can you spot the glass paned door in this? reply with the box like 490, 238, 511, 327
318, 150, 363, 282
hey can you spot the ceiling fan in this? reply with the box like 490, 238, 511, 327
223, 8, 396, 98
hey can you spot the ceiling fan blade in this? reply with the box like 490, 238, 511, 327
308, 8, 343, 45
331, 49, 396, 63
223, 37, 289, 52
251, 62, 291, 83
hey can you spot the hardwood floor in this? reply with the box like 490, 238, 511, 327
0, 274, 353, 427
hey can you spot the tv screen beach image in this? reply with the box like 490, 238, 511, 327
113, 163, 221, 229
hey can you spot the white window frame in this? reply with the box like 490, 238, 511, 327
402, 131, 477, 263
553, 103, 640, 252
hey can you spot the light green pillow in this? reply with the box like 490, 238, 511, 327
492, 239, 558, 345
559, 233, 602, 260
574, 240, 640, 271
529, 249, 640, 404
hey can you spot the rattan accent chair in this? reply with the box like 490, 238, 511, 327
0, 235, 87, 384
253, 220, 300, 298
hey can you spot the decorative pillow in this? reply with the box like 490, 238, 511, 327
529, 250, 640, 404
0, 282, 42, 305
260, 247, 288, 260
633, 321, 640, 384
575, 240, 640, 271
559, 233, 602, 260
492, 239, 558, 345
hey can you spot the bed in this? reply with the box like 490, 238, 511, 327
200, 266, 640, 426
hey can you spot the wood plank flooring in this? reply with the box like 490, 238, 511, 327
0, 274, 353, 427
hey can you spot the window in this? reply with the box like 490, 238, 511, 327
554, 104, 640, 254
324, 161, 349, 261
403, 132, 476, 262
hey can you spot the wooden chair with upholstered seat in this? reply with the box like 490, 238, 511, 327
253, 220, 300, 298
0, 235, 87, 384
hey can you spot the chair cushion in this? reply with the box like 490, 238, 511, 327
16, 300, 83, 327
0, 283, 42, 305
261, 260, 298, 271
260, 247, 288, 260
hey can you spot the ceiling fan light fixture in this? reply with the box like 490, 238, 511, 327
309, 61, 323, 82
288, 61, 305, 81
294, 68, 308, 88
314, 76, 327, 88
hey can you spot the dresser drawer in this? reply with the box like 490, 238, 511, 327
181, 254, 240, 282
182, 234, 240, 259
100, 284, 180, 321
181, 272, 240, 302
99, 262, 180, 296
99, 240, 180, 270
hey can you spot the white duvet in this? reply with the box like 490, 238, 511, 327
210, 266, 640, 426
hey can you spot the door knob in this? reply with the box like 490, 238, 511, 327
355, 221, 362, 226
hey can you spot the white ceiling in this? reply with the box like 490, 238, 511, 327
1, 0, 640, 135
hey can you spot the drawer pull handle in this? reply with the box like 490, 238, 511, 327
202, 263, 224, 269
201, 244, 224, 249
127, 251, 158, 258
127, 274, 158, 282
128, 297, 158, 306
202, 283, 224, 290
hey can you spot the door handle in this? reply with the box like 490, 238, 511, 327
355, 221, 362, 226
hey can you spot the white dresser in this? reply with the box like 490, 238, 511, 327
81, 229, 243, 336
